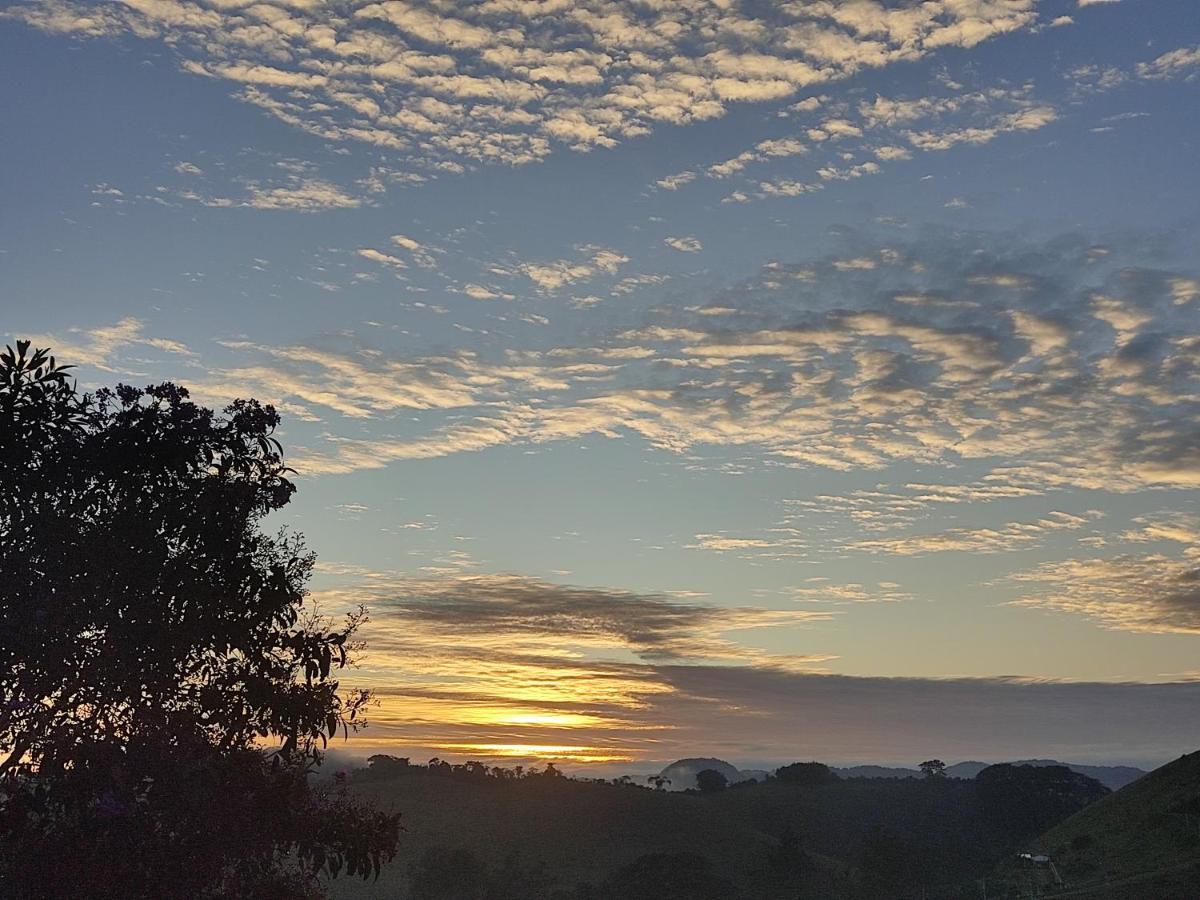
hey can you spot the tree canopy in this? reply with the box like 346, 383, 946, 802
976, 763, 1109, 841
919, 759, 948, 778
695, 768, 728, 792
0, 342, 399, 898
775, 761, 839, 785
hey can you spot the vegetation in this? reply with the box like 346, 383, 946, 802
776, 761, 839, 785
993, 750, 1200, 898
325, 750, 1154, 899
976, 763, 1109, 841
919, 759, 947, 778
696, 768, 729, 793
0, 344, 399, 898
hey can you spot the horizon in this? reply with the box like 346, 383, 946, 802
4, 0, 1200, 770
323, 747, 1175, 780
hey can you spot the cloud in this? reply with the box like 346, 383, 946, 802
357, 247, 408, 269
389, 233, 439, 268
904, 106, 1057, 150
655, 171, 696, 190
65, 227, 1180, 500
353, 572, 830, 666
518, 246, 629, 291
8, 0, 1045, 177
1136, 45, 1200, 81
1010, 514, 1200, 634
180, 176, 366, 212
18, 318, 194, 372
851, 511, 1103, 556
648, 667, 1200, 765
782, 582, 913, 604
307, 566, 1200, 765
664, 236, 703, 253
673, 81, 1057, 202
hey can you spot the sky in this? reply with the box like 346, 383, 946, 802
3, 0, 1200, 772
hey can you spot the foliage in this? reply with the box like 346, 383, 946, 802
975, 763, 1109, 841
766, 821, 806, 878
695, 768, 728, 792
919, 759, 948, 778
591, 852, 738, 900
859, 824, 918, 891
408, 846, 490, 900
407, 846, 558, 900
775, 761, 839, 785
0, 343, 399, 898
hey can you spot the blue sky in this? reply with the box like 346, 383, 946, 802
3, 0, 1200, 768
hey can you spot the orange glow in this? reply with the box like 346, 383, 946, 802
472, 710, 610, 728
436, 743, 634, 763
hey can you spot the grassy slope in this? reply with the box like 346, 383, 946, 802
995, 750, 1200, 899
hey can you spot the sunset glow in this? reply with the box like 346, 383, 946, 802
5, 0, 1200, 771
434, 745, 635, 764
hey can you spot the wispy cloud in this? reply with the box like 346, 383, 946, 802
1010, 514, 1200, 634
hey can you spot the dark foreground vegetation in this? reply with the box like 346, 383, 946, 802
324, 752, 1200, 900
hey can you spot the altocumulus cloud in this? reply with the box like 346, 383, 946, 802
34, 227, 1200, 637
6, 0, 1045, 177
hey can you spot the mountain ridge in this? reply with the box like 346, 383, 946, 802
656, 757, 1145, 790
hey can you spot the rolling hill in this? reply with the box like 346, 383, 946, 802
330, 761, 1008, 899
994, 750, 1200, 898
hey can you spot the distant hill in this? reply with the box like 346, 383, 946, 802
994, 750, 1200, 898
945, 759, 1144, 790
833, 765, 921, 780
656, 758, 1146, 789
826, 760, 1145, 790
657, 758, 762, 789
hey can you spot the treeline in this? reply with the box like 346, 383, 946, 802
353, 755, 569, 784
351, 756, 844, 791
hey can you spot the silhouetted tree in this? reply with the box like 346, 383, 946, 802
0, 343, 399, 898
647, 774, 671, 790
356, 755, 411, 781
695, 768, 728, 792
775, 761, 839, 785
919, 759, 948, 778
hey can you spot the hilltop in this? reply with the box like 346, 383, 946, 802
651, 757, 1145, 790
944, 760, 1144, 791
994, 750, 1200, 898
